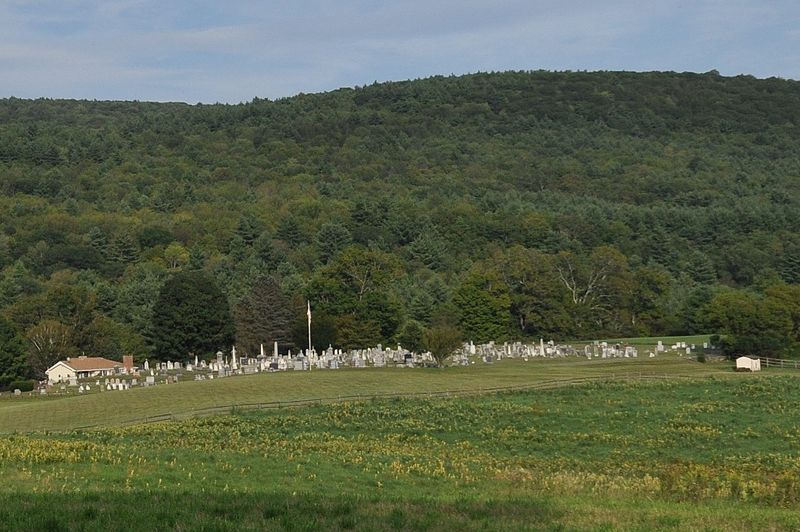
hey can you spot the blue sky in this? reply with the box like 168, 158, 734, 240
1, 0, 798, 103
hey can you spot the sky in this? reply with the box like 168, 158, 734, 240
1, 0, 798, 103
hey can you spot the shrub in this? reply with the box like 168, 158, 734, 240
10, 380, 36, 392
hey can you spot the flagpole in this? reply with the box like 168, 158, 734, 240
307, 301, 312, 369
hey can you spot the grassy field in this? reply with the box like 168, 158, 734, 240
0, 355, 733, 433
597, 334, 712, 346
2, 372, 800, 530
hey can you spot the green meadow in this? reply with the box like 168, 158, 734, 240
0, 355, 728, 433
2, 357, 800, 530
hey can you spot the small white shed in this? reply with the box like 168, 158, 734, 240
736, 356, 761, 372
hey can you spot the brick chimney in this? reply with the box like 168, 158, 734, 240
123, 355, 134, 373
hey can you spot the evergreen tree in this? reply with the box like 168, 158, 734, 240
335, 315, 382, 349
113, 262, 169, 345
0, 261, 39, 307
0, 316, 28, 384
254, 231, 281, 269
276, 217, 303, 245
150, 270, 235, 361
314, 223, 352, 263
397, 319, 425, 352
187, 246, 206, 270
685, 250, 717, 285
452, 266, 511, 343
408, 227, 447, 270
109, 232, 139, 264
87, 227, 109, 258
409, 290, 435, 323
234, 276, 295, 356
780, 246, 800, 284
235, 216, 260, 246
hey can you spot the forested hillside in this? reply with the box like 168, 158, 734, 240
2, 70, 800, 382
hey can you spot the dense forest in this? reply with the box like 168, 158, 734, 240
2, 70, 800, 383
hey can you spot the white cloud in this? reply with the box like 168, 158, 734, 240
0, 0, 797, 102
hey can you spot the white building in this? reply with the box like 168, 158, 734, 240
735, 356, 761, 372
46, 356, 122, 384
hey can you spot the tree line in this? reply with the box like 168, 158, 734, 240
2, 70, 800, 386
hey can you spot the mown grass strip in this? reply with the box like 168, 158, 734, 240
0, 355, 741, 433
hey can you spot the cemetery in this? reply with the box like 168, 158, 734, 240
1, 333, 795, 530
0, 335, 728, 407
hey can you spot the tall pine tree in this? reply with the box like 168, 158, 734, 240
234, 276, 295, 355
0, 316, 28, 385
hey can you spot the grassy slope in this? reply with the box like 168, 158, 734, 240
0, 355, 733, 433
3, 373, 800, 530
598, 334, 712, 346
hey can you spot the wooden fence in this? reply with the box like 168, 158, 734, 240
757, 356, 800, 370
59, 372, 704, 433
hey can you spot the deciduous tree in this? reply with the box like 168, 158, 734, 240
150, 270, 235, 361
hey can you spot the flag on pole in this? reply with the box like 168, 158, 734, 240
307, 301, 313, 365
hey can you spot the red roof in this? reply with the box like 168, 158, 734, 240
62, 357, 121, 371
